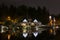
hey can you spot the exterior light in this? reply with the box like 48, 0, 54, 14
33, 19, 38, 23
23, 33, 28, 38
21, 23, 26, 26
31, 23, 35, 26
33, 32, 38, 37
23, 19, 28, 22
8, 34, 11, 40
49, 16, 52, 20
1, 26, 5, 33
7, 16, 11, 20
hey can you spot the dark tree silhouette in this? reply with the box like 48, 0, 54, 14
0, 4, 49, 24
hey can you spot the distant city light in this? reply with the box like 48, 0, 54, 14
8, 16, 10, 19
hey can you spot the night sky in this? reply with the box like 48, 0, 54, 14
0, 0, 60, 15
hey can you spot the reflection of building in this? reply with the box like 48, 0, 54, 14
0, 18, 59, 37
1, 25, 8, 33
20, 19, 43, 37
20, 19, 45, 34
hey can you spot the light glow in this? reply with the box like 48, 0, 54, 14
23, 19, 28, 22
23, 33, 28, 38
1, 26, 5, 33
21, 23, 26, 26
8, 34, 11, 40
49, 16, 52, 20
33, 19, 38, 22
33, 32, 38, 37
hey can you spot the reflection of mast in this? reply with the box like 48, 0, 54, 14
49, 16, 56, 35
8, 34, 11, 40
53, 17, 56, 26
53, 17, 56, 35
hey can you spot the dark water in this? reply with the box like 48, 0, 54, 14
0, 31, 53, 40
1, 29, 60, 40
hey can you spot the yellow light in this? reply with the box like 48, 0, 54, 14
50, 20, 52, 26
49, 16, 52, 19
8, 34, 11, 40
50, 29, 53, 34
8, 16, 10, 19
23, 29, 27, 33
7, 16, 11, 20
31, 23, 35, 26
11, 20, 14, 22
21, 23, 26, 26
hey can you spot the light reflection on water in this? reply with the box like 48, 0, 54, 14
0, 26, 60, 40
0, 30, 58, 40
8, 34, 11, 40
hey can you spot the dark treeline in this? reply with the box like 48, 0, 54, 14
0, 4, 50, 24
